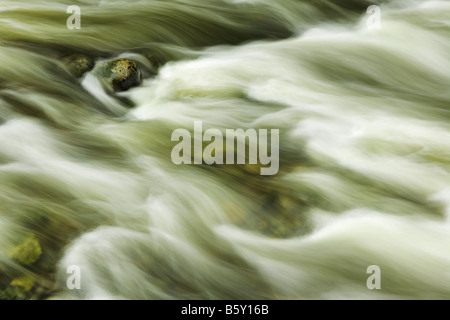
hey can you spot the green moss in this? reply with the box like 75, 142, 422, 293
7, 233, 42, 266
0, 286, 22, 300
62, 53, 95, 78
0, 275, 37, 300
108, 58, 142, 91
11, 275, 35, 292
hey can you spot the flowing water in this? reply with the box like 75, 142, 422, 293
0, 0, 450, 300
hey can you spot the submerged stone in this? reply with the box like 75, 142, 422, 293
7, 234, 42, 266
146, 53, 166, 70
0, 275, 38, 300
62, 53, 95, 78
10, 275, 35, 292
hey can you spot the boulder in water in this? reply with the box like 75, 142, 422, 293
62, 53, 95, 78
106, 58, 142, 92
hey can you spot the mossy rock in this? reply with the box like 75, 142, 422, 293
103, 58, 142, 92
10, 275, 35, 292
0, 275, 35, 300
0, 286, 25, 300
7, 233, 42, 266
61, 53, 95, 78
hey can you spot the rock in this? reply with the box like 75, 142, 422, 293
106, 58, 142, 92
10, 275, 35, 292
0, 286, 23, 300
61, 53, 95, 78
0, 275, 37, 300
230, 185, 308, 239
7, 233, 42, 266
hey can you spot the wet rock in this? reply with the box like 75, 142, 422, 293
0, 275, 39, 300
0, 275, 34, 300
105, 58, 142, 92
7, 233, 42, 266
10, 275, 35, 292
255, 193, 305, 238
226, 178, 308, 239
62, 53, 95, 78
0, 285, 24, 300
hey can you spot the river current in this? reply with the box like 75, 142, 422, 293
0, 0, 450, 299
